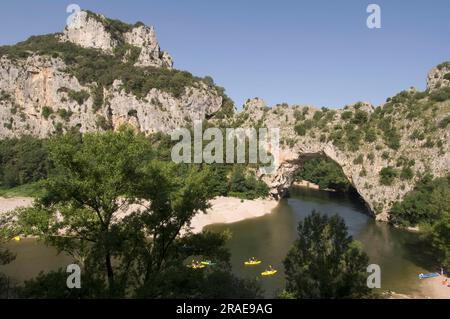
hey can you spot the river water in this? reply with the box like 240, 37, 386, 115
206, 187, 433, 297
0, 187, 434, 297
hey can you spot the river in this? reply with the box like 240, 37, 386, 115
206, 187, 434, 298
0, 187, 437, 298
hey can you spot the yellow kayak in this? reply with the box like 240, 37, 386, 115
13, 236, 20, 242
244, 260, 262, 266
261, 270, 277, 276
188, 263, 206, 269
200, 261, 216, 266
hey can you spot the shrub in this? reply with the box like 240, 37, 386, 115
57, 108, 73, 121
439, 116, 450, 128
391, 175, 450, 226
41, 106, 53, 119
430, 87, 450, 102
68, 90, 90, 105
341, 111, 353, 120
353, 154, 364, 165
294, 124, 307, 136
379, 166, 398, 186
0, 136, 49, 187
400, 166, 414, 180
351, 110, 368, 125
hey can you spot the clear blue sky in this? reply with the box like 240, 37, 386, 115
1, 0, 449, 109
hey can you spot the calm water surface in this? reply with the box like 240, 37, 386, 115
206, 187, 431, 297
0, 187, 433, 297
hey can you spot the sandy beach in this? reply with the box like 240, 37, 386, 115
0, 197, 33, 214
0, 196, 279, 235
189, 196, 279, 233
415, 276, 450, 299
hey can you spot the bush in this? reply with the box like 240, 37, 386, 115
296, 158, 351, 192
0, 136, 49, 187
341, 111, 353, 120
41, 106, 53, 119
379, 166, 398, 186
351, 110, 368, 125
294, 123, 306, 136
57, 108, 73, 121
400, 166, 414, 180
430, 87, 450, 102
391, 175, 450, 226
439, 116, 450, 128
68, 90, 90, 105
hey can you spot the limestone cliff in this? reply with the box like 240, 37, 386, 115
0, 11, 228, 137
60, 10, 173, 68
0, 10, 449, 221
238, 75, 450, 219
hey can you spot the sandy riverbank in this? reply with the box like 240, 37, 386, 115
189, 196, 279, 234
293, 180, 335, 192
416, 276, 450, 299
0, 196, 279, 235
0, 197, 33, 214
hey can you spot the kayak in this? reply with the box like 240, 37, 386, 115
13, 236, 20, 242
244, 260, 262, 266
418, 273, 439, 279
261, 270, 277, 276
200, 261, 216, 266
189, 264, 206, 269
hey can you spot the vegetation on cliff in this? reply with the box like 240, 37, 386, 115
295, 157, 351, 192
390, 175, 450, 268
0, 34, 235, 118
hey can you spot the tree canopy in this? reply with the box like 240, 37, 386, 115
14, 127, 260, 298
283, 211, 374, 299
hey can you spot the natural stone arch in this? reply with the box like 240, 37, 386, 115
260, 144, 382, 219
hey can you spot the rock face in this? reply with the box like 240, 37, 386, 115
0, 55, 222, 138
427, 62, 450, 91
241, 93, 450, 220
60, 10, 173, 68
0, 10, 449, 222
0, 10, 224, 138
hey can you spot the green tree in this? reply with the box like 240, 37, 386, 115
296, 158, 351, 192
15, 127, 260, 298
0, 212, 16, 297
283, 211, 373, 299
422, 213, 450, 268
390, 175, 450, 226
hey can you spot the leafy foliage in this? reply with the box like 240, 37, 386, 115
390, 175, 450, 226
379, 167, 398, 186
283, 211, 374, 299
295, 158, 351, 192
0, 136, 49, 187
14, 128, 260, 298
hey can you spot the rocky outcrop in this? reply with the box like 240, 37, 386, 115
123, 25, 173, 68
0, 55, 221, 138
60, 10, 173, 68
243, 91, 450, 219
427, 62, 450, 91
0, 10, 448, 222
